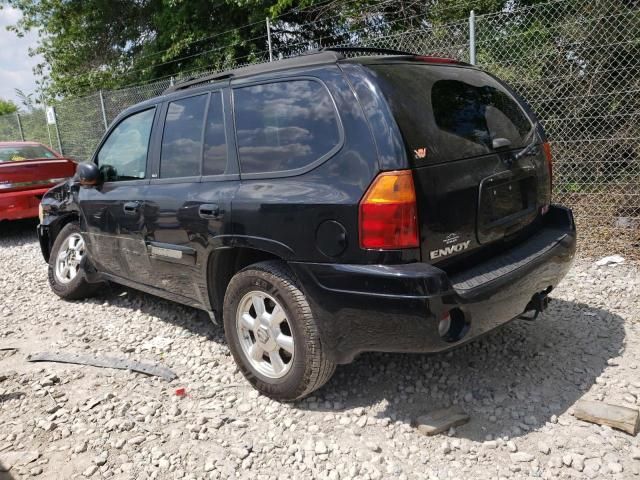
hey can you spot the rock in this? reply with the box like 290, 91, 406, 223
608, 462, 623, 474
237, 403, 252, 413
74, 441, 88, 454
440, 441, 451, 455
93, 452, 108, 466
506, 441, 517, 453
573, 454, 585, 472
414, 406, 469, 436
562, 454, 573, 467
30, 466, 43, 476
83, 465, 98, 477
365, 442, 381, 453
537, 442, 550, 455
511, 452, 534, 463
231, 447, 250, 460
631, 447, 640, 460
315, 441, 328, 455
127, 436, 145, 446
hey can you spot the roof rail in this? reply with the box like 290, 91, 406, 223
163, 72, 234, 94
320, 46, 417, 56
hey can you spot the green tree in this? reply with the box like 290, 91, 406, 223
4, 0, 510, 100
0, 98, 18, 115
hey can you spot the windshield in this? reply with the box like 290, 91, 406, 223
367, 63, 534, 164
0, 145, 58, 163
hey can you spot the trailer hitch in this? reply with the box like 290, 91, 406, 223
518, 288, 552, 321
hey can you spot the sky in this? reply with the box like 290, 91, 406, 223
0, 6, 42, 106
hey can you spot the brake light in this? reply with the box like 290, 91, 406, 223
359, 170, 419, 249
543, 142, 553, 187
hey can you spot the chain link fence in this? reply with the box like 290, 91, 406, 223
0, 0, 637, 258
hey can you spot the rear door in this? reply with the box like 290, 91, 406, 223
80, 108, 156, 279
366, 63, 551, 265
142, 88, 237, 303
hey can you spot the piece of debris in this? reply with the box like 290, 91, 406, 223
595, 255, 624, 266
0, 347, 17, 360
82, 393, 115, 411
573, 399, 639, 435
414, 406, 470, 436
26, 351, 177, 381
175, 388, 187, 397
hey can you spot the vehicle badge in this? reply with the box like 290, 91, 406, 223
413, 147, 427, 160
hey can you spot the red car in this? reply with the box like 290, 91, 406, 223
0, 142, 76, 222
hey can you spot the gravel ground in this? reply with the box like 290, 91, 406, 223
1, 219, 639, 480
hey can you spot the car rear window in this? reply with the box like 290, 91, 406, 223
367, 63, 533, 165
0, 145, 57, 163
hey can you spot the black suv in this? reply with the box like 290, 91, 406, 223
38, 48, 576, 400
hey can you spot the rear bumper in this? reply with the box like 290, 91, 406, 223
290, 205, 576, 364
0, 187, 49, 221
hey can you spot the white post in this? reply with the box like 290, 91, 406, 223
469, 10, 476, 65
15, 112, 24, 141
99, 90, 109, 131
266, 17, 274, 62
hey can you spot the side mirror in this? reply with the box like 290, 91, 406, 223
76, 162, 100, 187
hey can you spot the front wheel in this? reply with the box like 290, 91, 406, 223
48, 222, 100, 300
223, 261, 335, 401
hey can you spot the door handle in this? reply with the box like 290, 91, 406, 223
199, 203, 220, 219
123, 201, 141, 215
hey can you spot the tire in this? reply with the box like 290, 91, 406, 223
47, 222, 100, 300
223, 260, 336, 401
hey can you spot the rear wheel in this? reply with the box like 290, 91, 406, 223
223, 261, 335, 401
48, 223, 99, 300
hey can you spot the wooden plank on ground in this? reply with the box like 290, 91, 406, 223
573, 399, 639, 435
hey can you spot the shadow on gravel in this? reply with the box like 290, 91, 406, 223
0, 219, 39, 247
0, 392, 25, 404
299, 299, 625, 441
0, 464, 15, 480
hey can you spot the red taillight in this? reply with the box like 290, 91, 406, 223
359, 170, 419, 249
543, 141, 553, 187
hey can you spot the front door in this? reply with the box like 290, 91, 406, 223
80, 107, 156, 281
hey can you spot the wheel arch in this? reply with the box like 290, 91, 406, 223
42, 212, 81, 262
206, 246, 286, 318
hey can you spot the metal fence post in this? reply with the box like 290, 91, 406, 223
469, 10, 476, 65
266, 18, 273, 62
15, 112, 24, 141
48, 106, 64, 155
99, 90, 109, 131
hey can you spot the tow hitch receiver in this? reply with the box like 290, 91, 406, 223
518, 288, 552, 321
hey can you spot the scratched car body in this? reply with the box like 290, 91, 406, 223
37, 48, 576, 400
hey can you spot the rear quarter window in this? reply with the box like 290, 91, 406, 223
367, 64, 533, 164
233, 79, 341, 175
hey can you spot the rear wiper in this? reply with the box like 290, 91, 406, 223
512, 122, 540, 161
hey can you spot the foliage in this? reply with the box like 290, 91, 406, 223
5, 0, 516, 100
0, 98, 18, 115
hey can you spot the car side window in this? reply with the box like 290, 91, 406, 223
234, 79, 340, 175
97, 108, 155, 182
160, 94, 207, 178
203, 91, 227, 176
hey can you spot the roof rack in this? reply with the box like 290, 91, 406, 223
320, 46, 417, 56
164, 72, 234, 94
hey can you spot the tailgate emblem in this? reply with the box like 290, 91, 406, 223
430, 240, 471, 260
